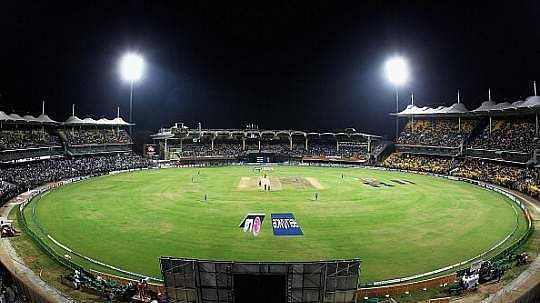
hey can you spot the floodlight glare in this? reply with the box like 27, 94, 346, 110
385, 56, 409, 86
120, 53, 144, 82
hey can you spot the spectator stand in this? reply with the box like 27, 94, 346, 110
61, 113, 133, 156
394, 88, 540, 165
150, 123, 382, 164
0, 108, 63, 164
393, 93, 472, 157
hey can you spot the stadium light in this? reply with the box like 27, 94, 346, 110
385, 56, 409, 86
120, 53, 144, 82
384, 56, 409, 139
119, 53, 144, 135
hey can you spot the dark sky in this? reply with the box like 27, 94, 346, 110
1, 1, 540, 138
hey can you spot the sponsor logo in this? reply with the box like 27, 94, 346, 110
271, 213, 303, 236
239, 213, 265, 236
144, 144, 157, 157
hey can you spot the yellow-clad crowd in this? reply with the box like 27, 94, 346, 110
382, 153, 540, 198
382, 153, 453, 174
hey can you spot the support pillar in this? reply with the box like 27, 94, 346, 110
211, 138, 214, 151
258, 139, 261, 151
336, 140, 339, 151
180, 138, 183, 153
305, 137, 308, 151
458, 117, 461, 133
289, 135, 293, 150
242, 137, 246, 151
535, 112, 538, 137
489, 116, 492, 135
367, 137, 372, 153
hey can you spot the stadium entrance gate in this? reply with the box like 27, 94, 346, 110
160, 258, 361, 303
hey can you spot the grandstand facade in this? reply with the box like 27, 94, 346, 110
151, 123, 384, 164
385, 89, 540, 198
0, 107, 149, 206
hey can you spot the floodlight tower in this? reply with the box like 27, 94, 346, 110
119, 53, 144, 135
385, 56, 409, 139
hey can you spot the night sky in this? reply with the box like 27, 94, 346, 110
1, 1, 540, 140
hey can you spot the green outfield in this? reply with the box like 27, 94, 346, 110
25, 166, 528, 282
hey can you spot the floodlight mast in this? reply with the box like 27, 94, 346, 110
385, 56, 409, 139
129, 80, 134, 136
119, 53, 144, 135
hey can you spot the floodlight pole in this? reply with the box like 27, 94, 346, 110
129, 80, 134, 136
395, 86, 399, 139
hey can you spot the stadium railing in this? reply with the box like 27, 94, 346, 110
0, 146, 64, 163
465, 147, 532, 164
395, 144, 461, 157
66, 144, 132, 156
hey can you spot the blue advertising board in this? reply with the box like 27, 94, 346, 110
271, 213, 303, 236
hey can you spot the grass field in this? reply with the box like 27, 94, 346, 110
26, 166, 529, 282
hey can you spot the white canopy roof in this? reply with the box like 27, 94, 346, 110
64, 115, 85, 125
63, 115, 131, 126
492, 102, 512, 111
8, 113, 26, 121
23, 115, 41, 123
81, 117, 97, 124
0, 111, 59, 124
396, 102, 469, 117
36, 114, 58, 124
111, 117, 131, 125
0, 110, 129, 125
96, 118, 114, 125
472, 100, 497, 112
397, 95, 540, 117
440, 102, 469, 114
0, 111, 12, 121
520, 95, 540, 108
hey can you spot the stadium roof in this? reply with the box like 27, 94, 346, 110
63, 115, 132, 126
395, 94, 540, 117
0, 112, 58, 124
36, 114, 58, 124
8, 113, 26, 121
151, 124, 382, 140
0, 110, 130, 126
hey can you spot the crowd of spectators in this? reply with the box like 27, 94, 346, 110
452, 159, 540, 197
0, 182, 18, 206
178, 142, 242, 157
0, 153, 151, 200
471, 118, 536, 153
64, 128, 131, 146
381, 152, 540, 198
337, 143, 370, 158
0, 128, 61, 150
0, 265, 23, 303
257, 141, 290, 153
397, 119, 474, 147
382, 153, 454, 174
175, 140, 372, 159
